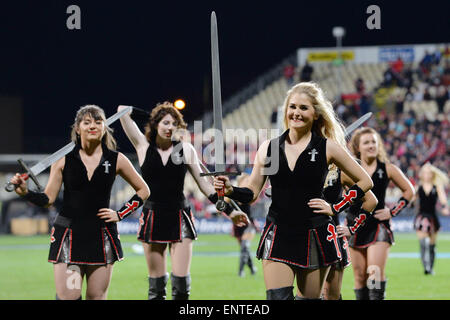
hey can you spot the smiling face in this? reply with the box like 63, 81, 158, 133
285, 92, 318, 130
156, 113, 178, 141
419, 165, 434, 183
76, 114, 105, 143
358, 132, 379, 160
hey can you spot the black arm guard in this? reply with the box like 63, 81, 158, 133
130, 107, 150, 123
390, 197, 409, 217
116, 194, 145, 221
208, 193, 218, 204
207, 193, 234, 216
222, 202, 234, 216
22, 190, 49, 207
331, 184, 365, 215
348, 209, 372, 235
228, 187, 254, 204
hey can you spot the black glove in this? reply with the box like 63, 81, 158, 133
130, 107, 150, 123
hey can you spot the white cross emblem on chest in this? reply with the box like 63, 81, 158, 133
172, 152, 182, 164
377, 168, 384, 179
308, 148, 318, 162
102, 161, 111, 174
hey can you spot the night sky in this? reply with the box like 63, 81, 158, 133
0, 0, 448, 154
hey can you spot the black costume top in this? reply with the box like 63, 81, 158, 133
266, 129, 330, 229
347, 159, 390, 235
140, 140, 187, 205
368, 160, 390, 211
137, 140, 195, 243
255, 130, 341, 268
418, 185, 438, 216
49, 143, 123, 264
61, 143, 118, 227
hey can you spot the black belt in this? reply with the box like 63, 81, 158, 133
54, 215, 72, 228
267, 208, 331, 229
144, 199, 189, 211
53, 215, 107, 228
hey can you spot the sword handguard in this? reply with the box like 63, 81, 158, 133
18, 159, 44, 192
199, 162, 243, 212
199, 171, 238, 177
4, 159, 44, 193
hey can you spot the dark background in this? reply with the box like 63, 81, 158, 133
0, 0, 448, 154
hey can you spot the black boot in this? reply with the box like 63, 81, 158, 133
242, 240, 256, 275
239, 241, 248, 277
148, 273, 168, 300
247, 254, 257, 275
354, 287, 369, 300
171, 273, 191, 300
240, 240, 254, 276
428, 244, 436, 275
368, 280, 387, 300
266, 286, 294, 300
420, 238, 430, 273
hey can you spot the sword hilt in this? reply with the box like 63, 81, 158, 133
198, 163, 244, 213
18, 159, 44, 192
5, 173, 29, 192
4, 159, 43, 193
202, 170, 240, 212
216, 187, 227, 212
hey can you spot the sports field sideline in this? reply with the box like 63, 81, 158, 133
1, 232, 450, 300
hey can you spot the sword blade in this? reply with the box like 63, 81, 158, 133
105, 106, 133, 127
211, 11, 226, 173
344, 112, 372, 138
29, 142, 75, 176
28, 106, 133, 176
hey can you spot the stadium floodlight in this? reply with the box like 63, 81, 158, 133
332, 26, 346, 38
332, 26, 346, 103
174, 99, 186, 110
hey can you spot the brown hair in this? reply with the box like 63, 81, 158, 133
350, 127, 387, 162
71, 105, 117, 150
145, 101, 187, 143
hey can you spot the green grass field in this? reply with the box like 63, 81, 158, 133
1, 232, 450, 300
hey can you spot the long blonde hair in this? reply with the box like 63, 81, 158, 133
419, 162, 449, 188
350, 127, 388, 162
70, 105, 117, 150
282, 82, 346, 148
